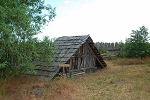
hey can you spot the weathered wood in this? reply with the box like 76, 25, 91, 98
25, 35, 107, 80
58, 64, 70, 67
77, 58, 80, 69
72, 55, 94, 58
71, 72, 85, 77
86, 42, 104, 68
63, 67, 65, 74
81, 67, 97, 73
101, 54, 111, 60
79, 58, 84, 69
84, 57, 86, 68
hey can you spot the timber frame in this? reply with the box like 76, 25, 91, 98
24, 35, 107, 80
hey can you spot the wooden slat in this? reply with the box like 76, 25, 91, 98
86, 42, 104, 68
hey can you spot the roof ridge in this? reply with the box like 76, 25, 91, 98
58, 35, 89, 38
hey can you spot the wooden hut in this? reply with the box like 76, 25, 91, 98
24, 35, 107, 80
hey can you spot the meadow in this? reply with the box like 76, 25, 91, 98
1, 58, 150, 100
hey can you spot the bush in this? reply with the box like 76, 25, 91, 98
0, 36, 57, 77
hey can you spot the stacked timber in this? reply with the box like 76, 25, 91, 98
101, 54, 111, 60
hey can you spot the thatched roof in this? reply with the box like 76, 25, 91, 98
24, 35, 106, 80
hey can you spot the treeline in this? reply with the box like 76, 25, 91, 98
116, 26, 150, 59
97, 26, 150, 59
0, 0, 56, 77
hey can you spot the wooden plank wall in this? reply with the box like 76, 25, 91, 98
69, 43, 95, 70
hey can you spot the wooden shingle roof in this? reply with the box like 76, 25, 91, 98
24, 35, 107, 80
24, 35, 91, 80
55, 35, 90, 64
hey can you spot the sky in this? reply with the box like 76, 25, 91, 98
37, 0, 150, 42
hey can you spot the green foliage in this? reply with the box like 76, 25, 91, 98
96, 46, 109, 54
124, 26, 150, 59
0, 0, 56, 37
0, 62, 7, 69
0, 0, 56, 77
116, 41, 125, 57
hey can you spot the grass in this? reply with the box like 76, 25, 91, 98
0, 59, 150, 100
0, 76, 78, 100
113, 57, 150, 65
74, 60, 150, 100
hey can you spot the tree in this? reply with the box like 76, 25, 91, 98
116, 41, 125, 57
0, 0, 56, 40
124, 26, 150, 59
0, 0, 56, 76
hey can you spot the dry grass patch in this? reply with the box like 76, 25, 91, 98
45, 77, 78, 100
1, 59, 150, 100
73, 60, 150, 100
113, 57, 150, 65
0, 77, 78, 100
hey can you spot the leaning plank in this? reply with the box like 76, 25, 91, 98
86, 42, 104, 68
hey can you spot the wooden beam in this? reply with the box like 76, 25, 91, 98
58, 64, 70, 67
85, 42, 104, 68
72, 55, 94, 58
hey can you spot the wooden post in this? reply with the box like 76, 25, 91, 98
58, 64, 70, 75
63, 67, 65, 75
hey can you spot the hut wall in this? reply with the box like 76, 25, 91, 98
71, 43, 95, 70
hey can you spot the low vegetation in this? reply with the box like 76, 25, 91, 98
1, 59, 150, 100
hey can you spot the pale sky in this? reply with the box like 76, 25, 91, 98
37, 0, 150, 42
